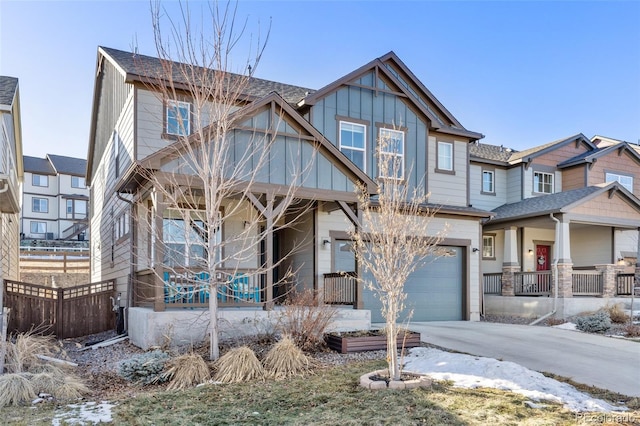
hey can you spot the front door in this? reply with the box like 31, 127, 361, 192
536, 245, 550, 271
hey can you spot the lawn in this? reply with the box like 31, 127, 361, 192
5, 359, 636, 425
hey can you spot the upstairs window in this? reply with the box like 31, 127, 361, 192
32, 197, 48, 213
32, 174, 48, 187
339, 121, 366, 171
482, 170, 494, 193
378, 128, 404, 179
437, 141, 453, 171
71, 176, 86, 188
166, 100, 191, 136
533, 172, 554, 194
605, 172, 633, 193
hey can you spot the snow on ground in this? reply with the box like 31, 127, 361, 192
404, 347, 626, 413
551, 322, 578, 331
51, 401, 115, 425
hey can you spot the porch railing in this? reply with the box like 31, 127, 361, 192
572, 271, 603, 296
616, 273, 636, 296
324, 272, 357, 304
163, 268, 264, 307
483, 273, 502, 294
514, 271, 551, 295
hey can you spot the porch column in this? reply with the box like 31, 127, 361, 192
501, 226, 519, 296
594, 264, 626, 298
152, 190, 167, 312
554, 214, 573, 298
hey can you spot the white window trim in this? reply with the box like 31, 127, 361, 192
166, 100, 191, 136
533, 171, 554, 194
32, 174, 48, 187
32, 197, 49, 213
30, 221, 47, 234
482, 235, 495, 259
378, 128, 405, 179
71, 176, 86, 189
482, 170, 495, 194
605, 172, 633, 193
437, 141, 453, 171
339, 121, 366, 172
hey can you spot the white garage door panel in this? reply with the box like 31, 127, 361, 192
363, 246, 463, 323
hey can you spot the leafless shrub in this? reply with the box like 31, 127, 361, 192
163, 353, 211, 390
622, 323, 640, 338
213, 346, 264, 383
604, 304, 629, 324
0, 373, 36, 407
278, 289, 337, 352
263, 336, 313, 380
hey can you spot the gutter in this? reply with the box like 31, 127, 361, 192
530, 213, 559, 325
116, 191, 135, 333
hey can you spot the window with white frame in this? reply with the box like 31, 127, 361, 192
166, 100, 191, 136
71, 176, 86, 188
32, 174, 48, 187
66, 199, 88, 218
533, 171, 554, 194
482, 235, 495, 259
162, 210, 221, 268
30, 221, 46, 234
482, 170, 494, 193
437, 141, 453, 171
605, 172, 633, 193
378, 128, 404, 179
114, 212, 130, 241
339, 121, 366, 171
32, 198, 48, 213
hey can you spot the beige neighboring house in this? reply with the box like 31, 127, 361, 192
21, 154, 89, 241
0, 76, 24, 283
470, 134, 640, 318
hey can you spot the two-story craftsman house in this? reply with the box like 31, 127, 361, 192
87, 47, 491, 348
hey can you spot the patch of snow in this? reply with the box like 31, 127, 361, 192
552, 322, 578, 331
404, 347, 625, 413
52, 401, 115, 425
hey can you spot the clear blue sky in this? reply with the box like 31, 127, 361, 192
1, 1, 639, 159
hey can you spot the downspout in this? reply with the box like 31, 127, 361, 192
530, 213, 559, 325
116, 192, 135, 334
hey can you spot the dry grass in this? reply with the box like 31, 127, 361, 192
0, 373, 37, 407
263, 336, 313, 380
213, 346, 265, 383
30, 370, 89, 400
622, 323, 640, 338
5, 331, 62, 374
163, 353, 211, 390
546, 317, 566, 326
278, 289, 337, 352
605, 303, 629, 324
55, 375, 90, 400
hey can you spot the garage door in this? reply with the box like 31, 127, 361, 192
362, 246, 464, 323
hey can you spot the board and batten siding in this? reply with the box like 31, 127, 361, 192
427, 136, 468, 206
310, 83, 428, 195
469, 163, 507, 211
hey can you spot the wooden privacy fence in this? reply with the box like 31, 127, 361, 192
19, 250, 90, 273
3, 279, 115, 339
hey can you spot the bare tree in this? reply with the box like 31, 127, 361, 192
349, 129, 449, 381
134, 1, 313, 360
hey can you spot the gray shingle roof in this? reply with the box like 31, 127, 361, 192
47, 154, 87, 176
469, 143, 516, 163
489, 186, 603, 222
509, 134, 592, 162
23, 156, 56, 175
0, 76, 18, 106
101, 46, 315, 105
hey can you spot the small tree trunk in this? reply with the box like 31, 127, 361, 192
209, 282, 220, 360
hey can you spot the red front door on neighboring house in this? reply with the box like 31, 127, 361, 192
536, 245, 551, 271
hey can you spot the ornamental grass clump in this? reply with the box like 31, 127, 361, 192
0, 373, 37, 407
118, 350, 170, 385
575, 311, 611, 333
213, 346, 264, 383
263, 336, 313, 380
5, 331, 61, 374
163, 353, 211, 390
605, 304, 629, 324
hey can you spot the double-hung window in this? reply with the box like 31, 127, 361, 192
482, 235, 495, 259
605, 172, 633, 193
166, 100, 191, 136
339, 121, 366, 171
32, 174, 48, 187
32, 198, 48, 213
533, 172, 554, 194
482, 170, 495, 193
437, 141, 453, 171
378, 128, 404, 179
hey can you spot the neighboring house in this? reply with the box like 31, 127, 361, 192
470, 134, 640, 317
87, 46, 491, 348
21, 154, 89, 241
0, 76, 24, 283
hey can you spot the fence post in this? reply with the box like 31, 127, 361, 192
56, 287, 64, 337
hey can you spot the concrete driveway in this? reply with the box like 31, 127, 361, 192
404, 321, 640, 397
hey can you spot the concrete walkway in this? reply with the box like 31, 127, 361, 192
405, 321, 640, 397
